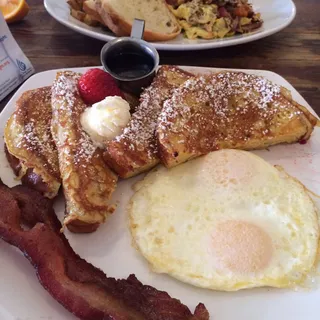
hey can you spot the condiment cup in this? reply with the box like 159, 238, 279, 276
100, 19, 160, 96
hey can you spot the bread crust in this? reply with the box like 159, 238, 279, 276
96, 0, 181, 41
51, 71, 118, 234
66, 219, 100, 233
4, 87, 61, 199
104, 66, 193, 179
83, 0, 105, 24
156, 72, 318, 169
4, 144, 52, 196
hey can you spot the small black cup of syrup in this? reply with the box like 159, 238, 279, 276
100, 19, 160, 96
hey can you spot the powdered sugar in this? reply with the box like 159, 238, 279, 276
111, 66, 193, 159
52, 74, 78, 111
158, 71, 303, 155
51, 71, 96, 166
51, 70, 118, 224
12, 87, 59, 175
17, 121, 55, 165
74, 132, 97, 165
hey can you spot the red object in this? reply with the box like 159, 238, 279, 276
78, 68, 123, 105
218, 7, 230, 18
234, 5, 251, 17
0, 182, 209, 320
299, 139, 307, 145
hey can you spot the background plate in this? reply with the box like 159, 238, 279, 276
0, 66, 319, 320
44, 0, 296, 51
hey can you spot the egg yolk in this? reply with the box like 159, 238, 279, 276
211, 220, 273, 274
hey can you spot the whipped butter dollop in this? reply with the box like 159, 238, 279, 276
80, 96, 131, 147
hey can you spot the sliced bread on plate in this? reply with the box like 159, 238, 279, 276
83, 0, 105, 24
96, 0, 181, 41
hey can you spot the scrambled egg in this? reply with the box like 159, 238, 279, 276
170, 0, 256, 39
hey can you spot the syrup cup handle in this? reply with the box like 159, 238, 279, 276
131, 19, 145, 40
100, 19, 159, 96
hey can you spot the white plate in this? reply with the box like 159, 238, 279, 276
44, 0, 296, 51
0, 66, 319, 320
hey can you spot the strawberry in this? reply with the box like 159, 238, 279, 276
78, 68, 124, 105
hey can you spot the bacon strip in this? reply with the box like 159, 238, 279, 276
0, 182, 209, 320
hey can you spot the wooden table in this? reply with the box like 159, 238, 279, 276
1, 0, 319, 114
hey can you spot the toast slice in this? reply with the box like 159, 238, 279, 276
68, 0, 101, 26
157, 71, 318, 168
104, 66, 194, 178
51, 71, 118, 233
4, 87, 61, 199
82, 0, 105, 24
96, 0, 181, 41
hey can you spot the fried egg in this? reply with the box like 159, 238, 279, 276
129, 150, 319, 291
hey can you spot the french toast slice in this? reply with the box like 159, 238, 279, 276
4, 87, 61, 199
104, 65, 194, 179
51, 71, 118, 233
157, 71, 318, 168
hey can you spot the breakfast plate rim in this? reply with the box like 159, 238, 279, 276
43, 0, 297, 51
0, 65, 319, 320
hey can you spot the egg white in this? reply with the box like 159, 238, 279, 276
129, 150, 320, 291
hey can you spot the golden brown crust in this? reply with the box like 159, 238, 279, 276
83, 0, 105, 24
4, 88, 61, 199
96, 1, 181, 41
5, 143, 51, 195
96, 1, 127, 36
157, 72, 318, 168
51, 71, 118, 233
104, 66, 194, 178
285, 97, 317, 141
66, 219, 100, 233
